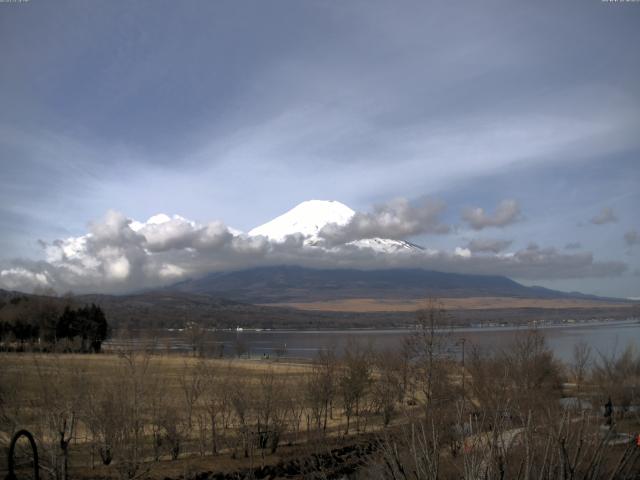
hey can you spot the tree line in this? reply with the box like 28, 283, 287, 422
0, 295, 109, 352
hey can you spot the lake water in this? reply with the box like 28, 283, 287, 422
105, 319, 640, 364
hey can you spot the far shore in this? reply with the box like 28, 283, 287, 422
261, 296, 636, 312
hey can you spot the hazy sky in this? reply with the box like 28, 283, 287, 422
1, 0, 639, 297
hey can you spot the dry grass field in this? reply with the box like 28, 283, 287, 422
0, 350, 414, 479
264, 296, 634, 312
3, 324, 640, 479
0, 352, 313, 398
0, 353, 318, 479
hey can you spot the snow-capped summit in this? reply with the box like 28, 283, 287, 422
248, 200, 355, 242
248, 200, 424, 254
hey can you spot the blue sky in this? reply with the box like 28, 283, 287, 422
1, 0, 639, 297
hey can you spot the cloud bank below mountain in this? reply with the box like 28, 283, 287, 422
0, 201, 628, 295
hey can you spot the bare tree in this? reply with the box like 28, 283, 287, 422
373, 350, 404, 427
307, 348, 337, 433
592, 344, 640, 420
571, 341, 592, 384
409, 299, 453, 413
33, 355, 88, 480
183, 321, 207, 357
179, 359, 206, 429
571, 340, 592, 409
255, 369, 288, 453
376, 420, 441, 479
112, 350, 152, 480
505, 329, 563, 414
339, 340, 372, 435
148, 375, 168, 462
284, 379, 306, 445
0, 357, 23, 444
203, 363, 233, 455
85, 378, 123, 466
229, 376, 252, 459
159, 406, 183, 461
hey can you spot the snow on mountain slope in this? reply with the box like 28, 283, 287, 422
347, 238, 423, 253
248, 200, 355, 242
248, 200, 423, 253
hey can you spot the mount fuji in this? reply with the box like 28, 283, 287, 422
249, 200, 353, 242
248, 200, 422, 253
160, 200, 629, 309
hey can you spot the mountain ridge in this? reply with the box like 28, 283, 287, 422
169, 265, 624, 304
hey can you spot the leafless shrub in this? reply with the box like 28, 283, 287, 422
375, 420, 441, 479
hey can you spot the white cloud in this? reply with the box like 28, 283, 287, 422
0, 267, 51, 290
319, 198, 450, 245
108, 257, 131, 280
0, 208, 628, 294
454, 247, 472, 258
158, 263, 186, 279
462, 199, 521, 230
137, 215, 198, 252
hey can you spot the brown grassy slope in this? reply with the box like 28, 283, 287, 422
263, 296, 635, 313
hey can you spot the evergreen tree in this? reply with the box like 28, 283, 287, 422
55, 304, 109, 351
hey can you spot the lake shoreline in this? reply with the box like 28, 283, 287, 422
104, 318, 640, 363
